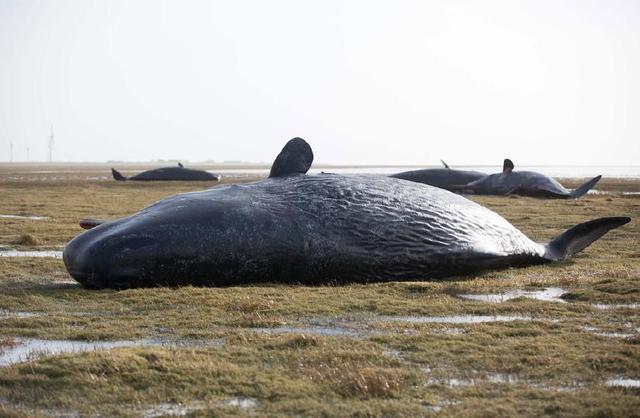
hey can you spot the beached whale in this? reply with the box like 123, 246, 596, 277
390, 160, 487, 191
64, 138, 629, 289
451, 159, 601, 198
111, 163, 220, 182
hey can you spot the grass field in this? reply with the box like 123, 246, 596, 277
0, 167, 638, 417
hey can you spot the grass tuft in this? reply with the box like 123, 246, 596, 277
11, 233, 42, 246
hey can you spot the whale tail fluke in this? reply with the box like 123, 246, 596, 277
543, 216, 630, 261
111, 168, 127, 181
569, 175, 602, 199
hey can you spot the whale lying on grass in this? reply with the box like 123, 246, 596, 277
451, 159, 601, 199
111, 163, 220, 182
64, 138, 629, 289
390, 160, 487, 191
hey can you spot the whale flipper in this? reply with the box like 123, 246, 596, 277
269, 137, 314, 178
111, 168, 127, 181
544, 216, 630, 260
569, 175, 602, 199
441, 159, 450, 169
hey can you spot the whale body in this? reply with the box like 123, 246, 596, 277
111, 163, 220, 182
390, 161, 487, 191
452, 159, 601, 199
64, 139, 629, 289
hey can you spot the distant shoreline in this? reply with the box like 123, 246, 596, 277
1, 163, 639, 179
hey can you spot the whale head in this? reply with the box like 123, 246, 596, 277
63, 138, 314, 288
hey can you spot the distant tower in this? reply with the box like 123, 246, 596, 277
48, 125, 55, 162
9, 141, 13, 162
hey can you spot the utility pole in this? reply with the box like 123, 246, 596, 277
9, 141, 13, 162
26, 146, 30, 161
48, 125, 55, 162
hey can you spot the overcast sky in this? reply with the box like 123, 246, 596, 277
1, 0, 639, 165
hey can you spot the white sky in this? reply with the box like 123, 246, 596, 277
1, 0, 639, 165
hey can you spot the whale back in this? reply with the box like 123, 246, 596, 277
129, 167, 216, 181
390, 168, 486, 190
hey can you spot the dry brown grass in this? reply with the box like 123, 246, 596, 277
10, 233, 42, 246
0, 167, 638, 416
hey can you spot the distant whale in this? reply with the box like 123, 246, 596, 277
450, 159, 601, 199
390, 160, 487, 191
111, 163, 220, 182
64, 139, 629, 289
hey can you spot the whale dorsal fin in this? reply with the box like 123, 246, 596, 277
503, 159, 514, 174
441, 159, 450, 169
269, 137, 314, 178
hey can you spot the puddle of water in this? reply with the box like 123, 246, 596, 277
0, 250, 62, 258
141, 397, 256, 417
487, 373, 521, 384
424, 372, 584, 392
426, 377, 475, 387
226, 397, 258, 409
382, 348, 402, 359
253, 325, 366, 338
142, 402, 205, 417
423, 400, 461, 412
458, 287, 566, 303
429, 327, 466, 335
595, 332, 636, 339
0, 398, 80, 418
52, 278, 79, 285
384, 315, 531, 324
593, 303, 640, 310
606, 378, 640, 388
426, 373, 521, 387
0, 310, 39, 319
581, 325, 637, 339
0, 338, 156, 366
622, 192, 640, 195
0, 214, 48, 220
0, 337, 219, 367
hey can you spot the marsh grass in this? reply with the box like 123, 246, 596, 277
0, 168, 638, 416
10, 233, 42, 246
